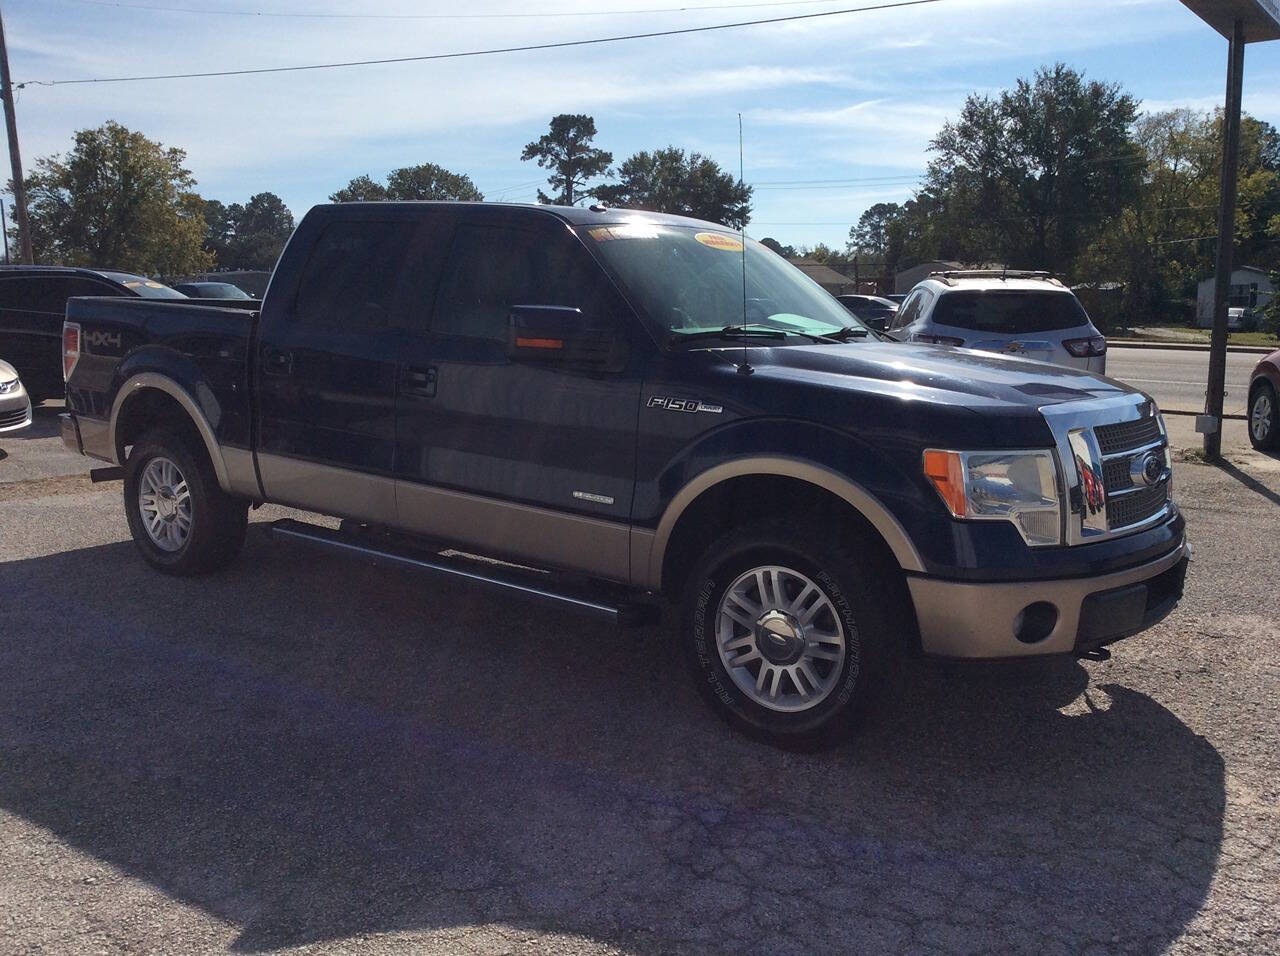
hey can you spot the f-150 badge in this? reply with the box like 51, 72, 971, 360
647, 396, 723, 414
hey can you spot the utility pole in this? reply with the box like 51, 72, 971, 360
0, 2, 32, 265
1, 197, 8, 262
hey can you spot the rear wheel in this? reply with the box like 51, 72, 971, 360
1249, 382, 1279, 452
124, 428, 248, 575
682, 518, 893, 749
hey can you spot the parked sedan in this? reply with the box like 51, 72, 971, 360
170, 281, 253, 300
834, 294, 898, 331
0, 359, 32, 434
1248, 348, 1280, 451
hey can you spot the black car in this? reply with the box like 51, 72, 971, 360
835, 294, 898, 331
0, 266, 186, 401
171, 281, 253, 300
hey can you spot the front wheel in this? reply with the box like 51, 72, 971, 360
1249, 382, 1279, 452
682, 518, 892, 749
124, 428, 248, 575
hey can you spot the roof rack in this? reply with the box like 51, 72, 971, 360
928, 269, 1064, 287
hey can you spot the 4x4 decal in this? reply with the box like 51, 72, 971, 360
647, 396, 723, 414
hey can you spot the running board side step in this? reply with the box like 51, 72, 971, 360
268, 518, 661, 627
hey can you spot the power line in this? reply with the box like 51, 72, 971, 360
64, 0, 895, 21
16, 0, 946, 88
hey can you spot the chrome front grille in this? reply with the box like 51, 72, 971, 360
0, 405, 29, 428
1107, 482, 1169, 529
1095, 417, 1161, 455
1042, 395, 1174, 546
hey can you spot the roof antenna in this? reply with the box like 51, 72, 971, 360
737, 112, 753, 377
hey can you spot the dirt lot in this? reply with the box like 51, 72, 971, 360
0, 406, 1277, 955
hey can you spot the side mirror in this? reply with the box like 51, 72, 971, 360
507, 305, 628, 372
865, 316, 888, 333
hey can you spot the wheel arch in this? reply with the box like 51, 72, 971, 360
109, 373, 231, 491
641, 457, 925, 595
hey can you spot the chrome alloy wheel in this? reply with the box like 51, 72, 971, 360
1252, 390, 1273, 443
715, 565, 847, 713
138, 456, 192, 552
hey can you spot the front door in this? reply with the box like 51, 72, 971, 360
254, 215, 416, 522
393, 215, 644, 582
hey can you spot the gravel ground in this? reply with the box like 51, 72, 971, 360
0, 407, 1277, 955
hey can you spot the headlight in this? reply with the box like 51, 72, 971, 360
923, 449, 1062, 546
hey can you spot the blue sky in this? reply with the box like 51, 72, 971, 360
9, 0, 1280, 249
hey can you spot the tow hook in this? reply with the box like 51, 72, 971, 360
1078, 646, 1112, 662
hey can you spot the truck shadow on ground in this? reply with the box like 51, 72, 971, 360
0, 527, 1224, 954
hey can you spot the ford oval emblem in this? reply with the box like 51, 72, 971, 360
1132, 451, 1164, 487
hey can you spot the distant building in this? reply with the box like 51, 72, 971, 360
1195, 266, 1275, 326
789, 259, 856, 295
894, 261, 962, 294
895, 260, 1011, 294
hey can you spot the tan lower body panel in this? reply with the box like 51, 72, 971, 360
907, 541, 1188, 658
256, 452, 398, 525
396, 480, 632, 584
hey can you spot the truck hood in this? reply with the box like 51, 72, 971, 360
751, 342, 1132, 409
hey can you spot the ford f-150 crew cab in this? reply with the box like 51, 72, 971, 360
60, 201, 1189, 747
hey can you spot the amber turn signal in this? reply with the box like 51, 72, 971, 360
923, 449, 967, 517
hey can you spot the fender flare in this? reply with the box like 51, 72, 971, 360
642, 456, 926, 590
108, 372, 232, 491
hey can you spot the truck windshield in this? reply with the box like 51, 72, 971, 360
580, 223, 865, 342
931, 290, 1089, 334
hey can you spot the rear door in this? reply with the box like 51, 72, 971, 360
254, 215, 417, 522
393, 213, 643, 582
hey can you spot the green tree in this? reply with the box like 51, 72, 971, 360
760, 237, 797, 258
847, 202, 901, 258
330, 164, 483, 203
22, 121, 211, 274
925, 63, 1142, 273
593, 147, 752, 228
385, 163, 483, 201
329, 174, 387, 203
520, 114, 612, 206
201, 192, 295, 270
1263, 271, 1280, 337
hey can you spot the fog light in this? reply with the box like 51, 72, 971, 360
1014, 602, 1058, 644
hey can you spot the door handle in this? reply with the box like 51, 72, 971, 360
403, 365, 437, 398
261, 346, 293, 375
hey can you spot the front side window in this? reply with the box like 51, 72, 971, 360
891, 291, 923, 331
432, 224, 609, 342
580, 223, 865, 342
294, 220, 416, 330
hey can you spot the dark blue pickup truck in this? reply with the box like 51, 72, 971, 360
60, 201, 1188, 747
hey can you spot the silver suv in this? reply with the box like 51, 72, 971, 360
888, 270, 1107, 373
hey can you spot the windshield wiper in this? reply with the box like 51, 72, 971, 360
668, 324, 787, 346
825, 326, 873, 342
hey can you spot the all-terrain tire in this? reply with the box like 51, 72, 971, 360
123, 428, 248, 575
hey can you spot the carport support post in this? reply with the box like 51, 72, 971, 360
1203, 17, 1245, 461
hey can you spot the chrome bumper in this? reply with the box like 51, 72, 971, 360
907, 538, 1189, 659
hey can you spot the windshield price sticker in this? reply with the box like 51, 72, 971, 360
693, 232, 744, 252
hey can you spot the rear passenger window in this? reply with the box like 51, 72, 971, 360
294, 220, 416, 331
0, 276, 120, 314
431, 225, 607, 342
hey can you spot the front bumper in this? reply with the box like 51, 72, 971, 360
0, 385, 32, 433
907, 537, 1189, 658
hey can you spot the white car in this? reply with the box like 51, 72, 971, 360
0, 359, 33, 433
888, 271, 1107, 373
